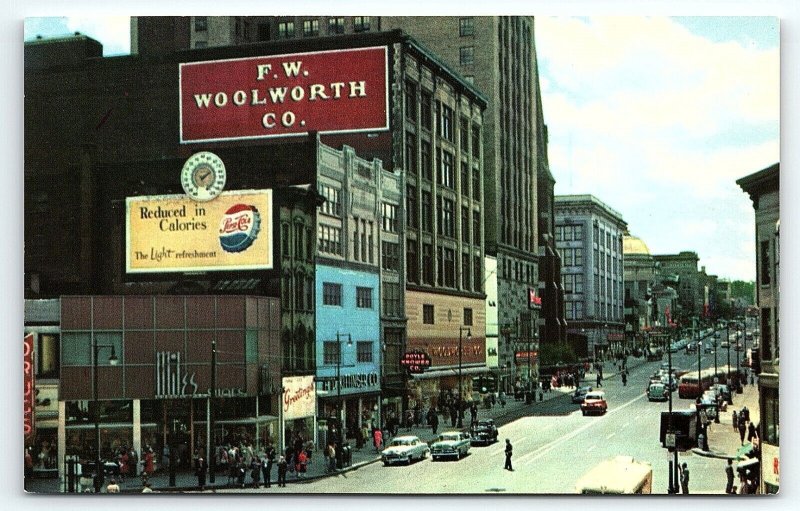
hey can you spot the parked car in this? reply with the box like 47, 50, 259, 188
572, 385, 594, 404
711, 383, 733, 405
431, 431, 471, 461
470, 419, 498, 445
647, 382, 669, 402
581, 391, 608, 416
381, 436, 430, 466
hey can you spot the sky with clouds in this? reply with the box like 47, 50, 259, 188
23, 15, 779, 281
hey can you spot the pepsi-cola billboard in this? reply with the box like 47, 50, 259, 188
126, 190, 273, 273
179, 47, 389, 143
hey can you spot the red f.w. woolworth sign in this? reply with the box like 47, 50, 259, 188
179, 46, 389, 143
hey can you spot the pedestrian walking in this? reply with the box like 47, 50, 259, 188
747, 422, 758, 443
373, 428, 383, 452
621, 371, 627, 386
725, 459, 735, 494
499, 391, 507, 408
732, 410, 738, 432
106, 479, 120, 493
250, 456, 261, 487
277, 456, 288, 487
504, 439, 513, 471
738, 419, 747, 445
195, 457, 208, 490
680, 463, 690, 494
326, 442, 336, 473
596, 373, 603, 388
430, 410, 439, 434
264, 443, 275, 488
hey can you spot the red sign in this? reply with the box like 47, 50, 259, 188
528, 288, 542, 309
400, 351, 432, 374
24, 333, 35, 442
515, 351, 539, 364
179, 47, 389, 143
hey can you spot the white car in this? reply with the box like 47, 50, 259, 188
381, 435, 431, 466
431, 431, 471, 460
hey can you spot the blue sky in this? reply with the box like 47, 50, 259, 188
23, 15, 780, 281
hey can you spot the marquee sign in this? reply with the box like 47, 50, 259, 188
515, 351, 539, 364
126, 190, 273, 273
400, 350, 432, 374
179, 47, 389, 143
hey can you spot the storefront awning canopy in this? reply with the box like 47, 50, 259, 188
411, 365, 491, 380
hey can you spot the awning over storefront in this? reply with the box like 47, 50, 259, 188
410, 366, 490, 380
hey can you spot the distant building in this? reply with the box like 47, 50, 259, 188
653, 251, 701, 325
737, 162, 779, 495
623, 233, 657, 345
555, 195, 627, 358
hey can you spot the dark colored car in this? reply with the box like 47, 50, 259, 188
469, 419, 498, 445
572, 385, 593, 404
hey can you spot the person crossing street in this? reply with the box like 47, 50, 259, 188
504, 439, 513, 471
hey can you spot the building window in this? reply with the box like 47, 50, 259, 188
461, 206, 470, 243
460, 17, 474, 37
575, 274, 584, 293
574, 225, 584, 240
319, 184, 341, 217
460, 118, 469, 151
194, 17, 208, 32
407, 185, 418, 229
323, 282, 342, 306
563, 249, 573, 267
459, 46, 475, 66
437, 247, 444, 286
278, 22, 295, 39
406, 133, 418, 175
382, 203, 399, 233
318, 225, 342, 255
760, 240, 771, 285
421, 191, 433, 233
440, 103, 454, 142
439, 197, 455, 238
472, 167, 480, 201
471, 126, 480, 159
462, 252, 471, 289
194, 41, 207, 49
438, 150, 455, 189
354, 16, 371, 32
405, 81, 417, 122
422, 243, 434, 285
356, 287, 373, 309
421, 141, 433, 180
473, 211, 481, 247
382, 241, 400, 272
357, 341, 373, 363
423, 304, 435, 324
444, 248, 456, 287
383, 282, 402, 317
460, 162, 470, 198
328, 17, 345, 34
407, 240, 419, 284
474, 255, 482, 293
463, 307, 473, 326
575, 248, 584, 266
421, 91, 433, 130
303, 20, 319, 37
323, 341, 339, 365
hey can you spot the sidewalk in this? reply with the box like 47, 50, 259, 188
692, 377, 761, 460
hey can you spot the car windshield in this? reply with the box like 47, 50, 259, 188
390, 439, 411, 447
586, 393, 604, 400
440, 434, 460, 441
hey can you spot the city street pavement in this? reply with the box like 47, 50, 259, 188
29, 365, 614, 494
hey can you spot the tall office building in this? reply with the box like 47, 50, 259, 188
653, 251, 701, 324
381, 16, 545, 388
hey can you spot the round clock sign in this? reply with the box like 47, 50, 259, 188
181, 151, 226, 202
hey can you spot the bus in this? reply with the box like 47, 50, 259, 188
575, 456, 653, 494
678, 365, 740, 399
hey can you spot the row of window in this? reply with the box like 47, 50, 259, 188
322, 340, 374, 364
406, 186, 481, 244
555, 224, 584, 242
500, 258, 537, 285
405, 135, 481, 200
276, 17, 371, 39
322, 283, 374, 309
422, 305, 473, 326
406, 240, 483, 292
404, 85, 481, 158
592, 249, 622, 275
319, 184, 399, 235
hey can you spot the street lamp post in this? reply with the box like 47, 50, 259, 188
92, 341, 118, 493
457, 327, 471, 429
735, 324, 742, 394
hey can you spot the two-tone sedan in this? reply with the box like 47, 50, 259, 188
470, 419, 499, 446
581, 391, 608, 416
381, 435, 430, 466
431, 431, 471, 461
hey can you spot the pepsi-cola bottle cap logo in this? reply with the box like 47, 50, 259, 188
219, 204, 261, 253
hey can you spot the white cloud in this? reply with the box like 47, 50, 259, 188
538, 16, 778, 281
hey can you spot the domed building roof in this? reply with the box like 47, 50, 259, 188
623, 235, 651, 255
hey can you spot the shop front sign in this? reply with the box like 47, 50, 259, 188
317, 372, 380, 393
400, 350, 432, 374
126, 190, 273, 273
283, 375, 316, 420
180, 47, 389, 143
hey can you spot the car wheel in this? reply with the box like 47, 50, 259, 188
383, 461, 389, 466
582, 410, 586, 416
